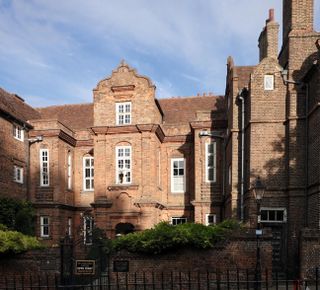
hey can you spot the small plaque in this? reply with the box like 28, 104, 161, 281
256, 229, 263, 236
113, 260, 129, 272
75, 260, 95, 275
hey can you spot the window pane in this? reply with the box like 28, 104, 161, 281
277, 211, 284, 221
125, 104, 130, 112
207, 156, 214, 167
261, 210, 268, 221
179, 168, 184, 175
208, 168, 214, 181
118, 105, 124, 113
269, 211, 275, 221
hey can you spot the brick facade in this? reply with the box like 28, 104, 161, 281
1, 0, 320, 276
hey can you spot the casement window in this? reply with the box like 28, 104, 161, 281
83, 156, 94, 191
261, 208, 287, 223
40, 216, 50, 237
13, 165, 23, 184
67, 217, 72, 236
264, 75, 274, 90
171, 158, 185, 193
116, 102, 131, 125
205, 214, 217, 226
116, 146, 131, 184
83, 216, 94, 245
40, 149, 49, 186
171, 217, 187, 225
67, 152, 72, 190
205, 142, 216, 182
13, 124, 24, 141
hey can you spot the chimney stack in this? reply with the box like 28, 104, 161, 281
258, 9, 279, 61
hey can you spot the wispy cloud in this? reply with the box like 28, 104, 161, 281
1, 0, 310, 106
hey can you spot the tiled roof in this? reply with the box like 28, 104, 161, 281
158, 95, 225, 124
37, 103, 94, 130
234, 66, 255, 89
36, 95, 225, 129
0, 88, 41, 125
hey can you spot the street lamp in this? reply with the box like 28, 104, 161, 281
253, 176, 265, 290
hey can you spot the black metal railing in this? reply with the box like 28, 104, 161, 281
0, 268, 319, 290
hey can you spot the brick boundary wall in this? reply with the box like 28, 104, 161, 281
109, 230, 273, 275
0, 230, 272, 278
299, 228, 320, 279
0, 247, 60, 276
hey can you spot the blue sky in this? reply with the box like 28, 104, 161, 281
0, 0, 319, 107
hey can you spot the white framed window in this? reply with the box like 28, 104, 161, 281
83, 156, 94, 191
40, 149, 49, 186
13, 124, 24, 141
264, 75, 274, 90
171, 217, 187, 225
205, 142, 216, 182
116, 146, 132, 184
205, 214, 216, 226
40, 216, 50, 237
171, 158, 186, 193
67, 152, 72, 190
83, 216, 94, 245
261, 208, 287, 223
13, 165, 23, 184
67, 217, 72, 236
116, 102, 131, 125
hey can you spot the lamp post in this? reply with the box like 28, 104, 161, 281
253, 176, 265, 290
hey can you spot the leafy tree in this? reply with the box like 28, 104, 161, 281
0, 198, 35, 235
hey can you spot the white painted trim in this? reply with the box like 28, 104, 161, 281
116, 146, 132, 184
170, 217, 187, 225
83, 156, 94, 191
205, 213, 217, 226
205, 142, 216, 183
171, 158, 186, 193
13, 124, 24, 142
13, 165, 23, 184
40, 216, 50, 238
40, 149, 49, 187
116, 102, 132, 125
264, 75, 274, 90
67, 152, 72, 190
260, 207, 287, 223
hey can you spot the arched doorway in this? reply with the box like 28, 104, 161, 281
115, 222, 135, 235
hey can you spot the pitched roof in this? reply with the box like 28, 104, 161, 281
234, 66, 255, 89
36, 95, 225, 129
158, 95, 225, 124
37, 103, 94, 130
0, 88, 41, 125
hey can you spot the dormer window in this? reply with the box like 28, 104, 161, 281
264, 75, 274, 90
116, 102, 131, 125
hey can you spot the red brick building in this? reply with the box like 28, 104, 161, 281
1, 0, 320, 274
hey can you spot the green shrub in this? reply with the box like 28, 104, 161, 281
0, 228, 42, 256
113, 220, 241, 255
0, 198, 35, 235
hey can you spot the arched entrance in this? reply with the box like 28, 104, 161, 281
115, 222, 135, 235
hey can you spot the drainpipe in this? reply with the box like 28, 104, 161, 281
237, 89, 245, 222
305, 84, 309, 227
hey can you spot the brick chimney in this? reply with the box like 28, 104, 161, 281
283, 0, 314, 42
258, 9, 279, 61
